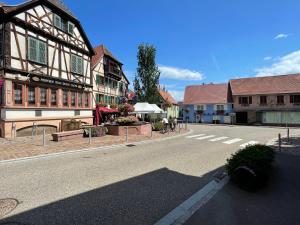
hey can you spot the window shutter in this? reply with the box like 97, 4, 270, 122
28, 37, 37, 61
54, 14, 61, 29
96, 94, 100, 103
238, 97, 242, 104
38, 41, 47, 64
68, 22, 74, 35
249, 96, 252, 104
77, 57, 83, 75
71, 55, 77, 73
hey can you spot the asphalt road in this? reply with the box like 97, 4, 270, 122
0, 124, 298, 225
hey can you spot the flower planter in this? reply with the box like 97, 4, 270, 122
105, 123, 151, 136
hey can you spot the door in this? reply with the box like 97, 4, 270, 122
236, 112, 248, 124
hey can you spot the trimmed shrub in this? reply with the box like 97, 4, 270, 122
226, 144, 275, 191
153, 122, 164, 131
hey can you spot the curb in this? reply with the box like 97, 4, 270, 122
0, 129, 193, 165
154, 174, 229, 225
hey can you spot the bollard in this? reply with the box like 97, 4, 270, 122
32, 122, 36, 140
125, 126, 128, 142
287, 128, 290, 142
12, 122, 16, 140
185, 121, 187, 130
151, 123, 153, 138
43, 128, 46, 146
89, 127, 92, 145
278, 133, 281, 152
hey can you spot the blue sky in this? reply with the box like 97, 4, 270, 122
7, 0, 300, 101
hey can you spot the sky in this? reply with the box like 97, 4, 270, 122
6, 0, 300, 101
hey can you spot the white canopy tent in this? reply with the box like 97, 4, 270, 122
133, 102, 155, 114
150, 104, 165, 114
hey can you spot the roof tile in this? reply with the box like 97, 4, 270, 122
184, 83, 229, 105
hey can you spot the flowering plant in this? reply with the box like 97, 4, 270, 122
114, 116, 138, 125
118, 103, 134, 116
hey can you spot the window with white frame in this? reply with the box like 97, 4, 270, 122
216, 105, 225, 111
28, 37, 47, 65
71, 54, 83, 75
54, 14, 75, 36
194, 105, 205, 111
68, 22, 75, 35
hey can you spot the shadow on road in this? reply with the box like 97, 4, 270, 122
185, 153, 300, 225
0, 167, 223, 225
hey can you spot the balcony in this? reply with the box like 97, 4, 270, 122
104, 62, 122, 80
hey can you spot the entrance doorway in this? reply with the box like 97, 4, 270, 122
236, 112, 248, 124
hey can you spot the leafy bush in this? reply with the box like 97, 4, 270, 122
226, 144, 275, 191
114, 116, 138, 125
153, 122, 164, 131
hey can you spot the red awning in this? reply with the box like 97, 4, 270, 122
99, 107, 119, 113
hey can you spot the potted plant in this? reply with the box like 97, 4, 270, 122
118, 103, 134, 116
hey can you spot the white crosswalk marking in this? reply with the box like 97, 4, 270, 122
197, 135, 216, 140
186, 134, 206, 139
223, 138, 243, 144
209, 137, 229, 142
240, 141, 259, 148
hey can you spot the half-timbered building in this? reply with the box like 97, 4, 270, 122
0, 0, 95, 138
92, 45, 129, 107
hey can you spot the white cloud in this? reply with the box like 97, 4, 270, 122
274, 33, 290, 40
263, 56, 272, 61
159, 65, 204, 80
256, 50, 300, 77
168, 90, 184, 102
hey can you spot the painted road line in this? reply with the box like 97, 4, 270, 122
197, 135, 216, 140
186, 134, 206, 139
240, 141, 259, 148
209, 136, 229, 142
223, 138, 243, 144
154, 176, 229, 225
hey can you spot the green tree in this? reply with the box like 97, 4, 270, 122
134, 43, 160, 103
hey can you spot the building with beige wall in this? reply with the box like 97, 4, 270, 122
158, 89, 179, 119
229, 74, 300, 125
91, 45, 129, 107
0, 0, 95, 138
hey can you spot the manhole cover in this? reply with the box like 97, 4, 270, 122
0, 199, 19, 218
126, 144, 136, 147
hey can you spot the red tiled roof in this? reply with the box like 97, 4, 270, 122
184, 83, 229, 105
230, 74, 300, 95
159, 90, 177, 105
92, 45, 121, 67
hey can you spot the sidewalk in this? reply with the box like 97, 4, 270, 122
0, 129, 188, 161
185, 152, 300, 225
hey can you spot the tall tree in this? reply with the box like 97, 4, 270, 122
134, 43, 160, 103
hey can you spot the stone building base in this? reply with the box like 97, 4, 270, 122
0, 117, 93, 139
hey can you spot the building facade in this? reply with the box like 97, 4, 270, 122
183, 84, 234, 123
158, 89, 179, 119
0, 0, 94, 138
92, 45, 129, 107
230, 74, 300, 125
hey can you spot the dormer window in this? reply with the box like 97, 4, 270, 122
68, 22, 74, 35
54, 14, 74, 36
54, 14, 62, 29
